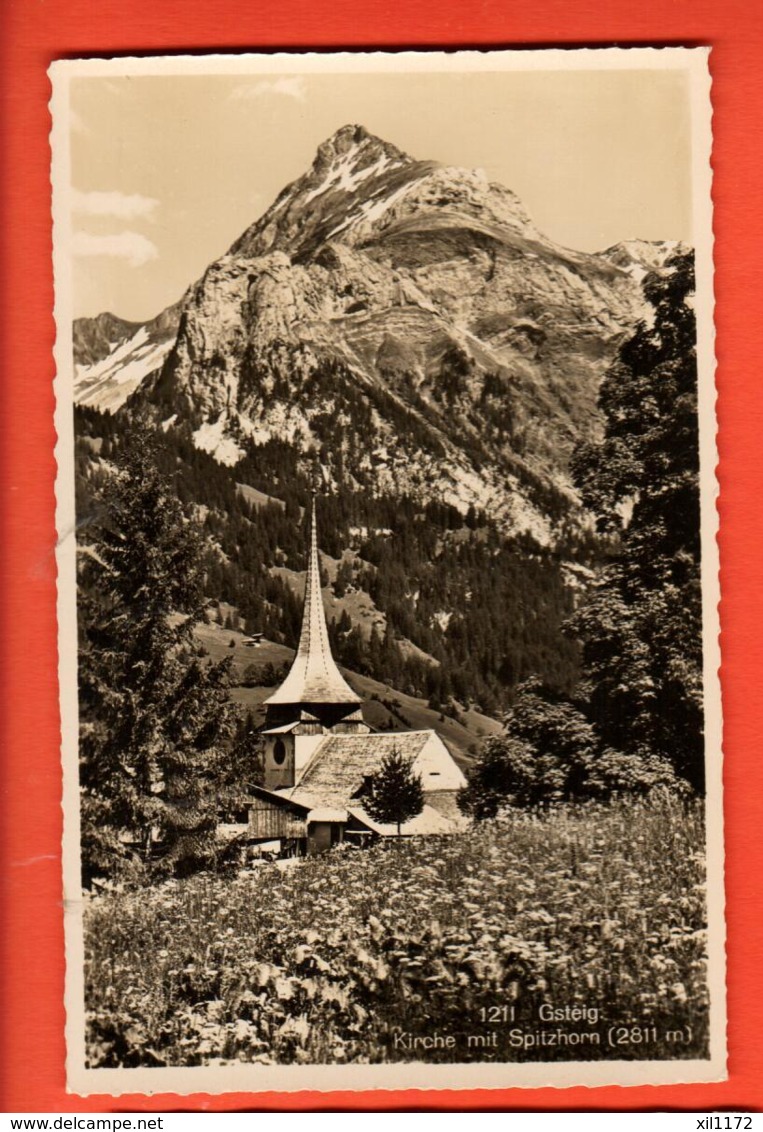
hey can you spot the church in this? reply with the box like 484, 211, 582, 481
246, 498, 467, 855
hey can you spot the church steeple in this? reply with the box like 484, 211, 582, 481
265, 496, 361, 709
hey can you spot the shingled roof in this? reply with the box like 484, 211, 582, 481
265, 497, 361, 707
298, 731, 432, 804
257, 730, 467, 834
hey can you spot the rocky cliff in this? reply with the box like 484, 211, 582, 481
74, 124, 686, 541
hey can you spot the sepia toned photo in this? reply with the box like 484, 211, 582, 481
50, 49, 723, 1094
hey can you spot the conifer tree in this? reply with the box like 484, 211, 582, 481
461, 253, 701, 815
78, 429, 235, 883
217, 711, 264, 820
363, 747, 424, 836
569, 250, 704, 791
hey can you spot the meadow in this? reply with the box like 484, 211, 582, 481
84, 794, 709, 1067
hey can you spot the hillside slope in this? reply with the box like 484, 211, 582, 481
195, 619, 501, 764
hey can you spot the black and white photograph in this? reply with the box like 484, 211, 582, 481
50, 49, 723, 1093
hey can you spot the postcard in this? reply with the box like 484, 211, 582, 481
50, 47, 723, 1094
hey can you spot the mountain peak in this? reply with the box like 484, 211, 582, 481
599, 239, 688, 281
74, 122, 674, 551
319, 123, 374, 151
312, 123, 411, 176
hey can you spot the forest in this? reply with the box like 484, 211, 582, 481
75, 250, 705, 882
74, 409, 588, 717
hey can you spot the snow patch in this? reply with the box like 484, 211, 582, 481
74, 327, 174, 413
325, 217, 352, 241
356, 179, 417, 225
304, 149, 401, 204
323, 178, 420, 243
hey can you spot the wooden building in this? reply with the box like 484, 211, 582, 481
247, 498, 467, 854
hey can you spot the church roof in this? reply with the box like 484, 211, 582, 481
265, 497, 362, 707
262, 730, 467, 835
278, 730, 435, 808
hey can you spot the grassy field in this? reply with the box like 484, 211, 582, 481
84, 794, 709, 1068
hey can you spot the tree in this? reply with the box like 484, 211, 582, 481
569, 251, 704, 791
460, 682, 595, 815
461, 253, 703, 819
241, 663, 261, 687
362, 747, 424, 836
78, 429, 235, 883
458, 732, 535, 820
218, 710, 264, 821
333, 557, 354, 598
459, 679, 679, 818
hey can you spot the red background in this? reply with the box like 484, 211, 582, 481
2, 0, 762, 1113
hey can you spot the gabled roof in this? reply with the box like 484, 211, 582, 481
265, 496, 361, 707
247, 783, 314, 814
261, 730, 467, 835
422, 790, 467, 824
282, 730, 434, 808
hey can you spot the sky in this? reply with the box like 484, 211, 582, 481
67, 65, 693, 322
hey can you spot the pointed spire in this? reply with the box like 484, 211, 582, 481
265, 495, 361, 706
